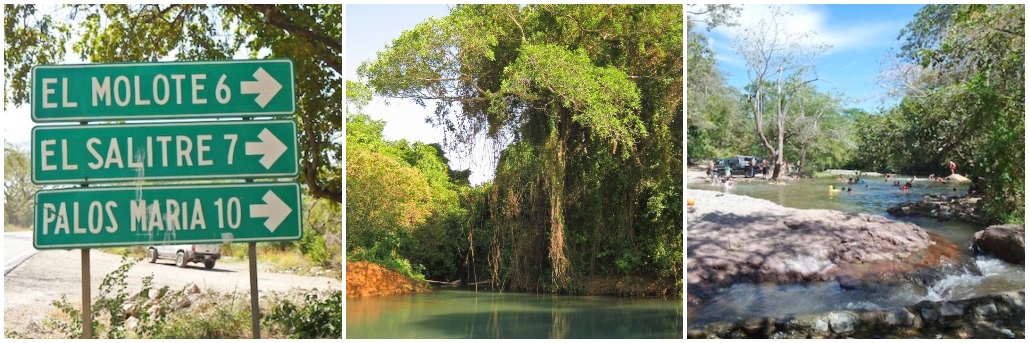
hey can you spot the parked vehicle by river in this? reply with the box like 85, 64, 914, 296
715, 155, 766, 178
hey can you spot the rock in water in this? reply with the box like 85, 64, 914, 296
946, 173, 971, 182
972, 224, 1025, 264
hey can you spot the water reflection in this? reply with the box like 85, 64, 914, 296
346, 288, 683, 339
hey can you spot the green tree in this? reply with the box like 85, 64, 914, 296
4, 143, 38, 229
894, 4, 1024, 223
4, 4, 342, 203
782, 85, 853, 173
359, 5, 682, 293
687, 5, 746, 159
346, 79, 470, 281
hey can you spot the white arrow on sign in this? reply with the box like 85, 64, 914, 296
240, 67, 283, 108
250, 190, 292, 232
245, 128, 288, 169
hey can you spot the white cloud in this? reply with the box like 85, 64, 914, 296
711, 5, 900, 54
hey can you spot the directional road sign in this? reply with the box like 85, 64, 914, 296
32, 120, 298, 184
34, 182, 302, 249
31, 59, 295, 122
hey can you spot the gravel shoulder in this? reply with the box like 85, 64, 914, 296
4, 248, 341, 335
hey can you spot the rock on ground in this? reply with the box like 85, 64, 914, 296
973, 224, 1025, 265
687, 189, 958, 295
887, 194, 985, 224
346, 261, 429, 298
688, 291, 1025, 338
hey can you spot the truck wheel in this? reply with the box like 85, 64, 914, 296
147, 248, 158, 263
176, 252, 188, 268
204, 260, 216, 269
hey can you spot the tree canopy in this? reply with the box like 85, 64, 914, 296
358, 4, 682, 293
4, 4, 342, 202
891, 4, 1024, 223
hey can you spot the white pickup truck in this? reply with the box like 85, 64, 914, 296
146, 244, 221, 269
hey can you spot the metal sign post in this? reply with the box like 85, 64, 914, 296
81, 249, 91, 339
249, 241, 260, 338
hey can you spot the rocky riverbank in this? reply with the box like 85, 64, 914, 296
887, 194, 987, 224
687, 291, 1025, 338
686, 189, 961, 305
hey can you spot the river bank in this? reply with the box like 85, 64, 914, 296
686, 189, 960, 307
687, 291, 1024, 338
346, 261, 429, 298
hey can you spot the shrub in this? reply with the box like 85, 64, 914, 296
264, 291, 342, 338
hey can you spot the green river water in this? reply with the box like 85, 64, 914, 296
687, 174, 1025, 328
346, 288, 683, 338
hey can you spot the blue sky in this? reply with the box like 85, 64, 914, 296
695, 4, 925, 113
347, 4, 504, 185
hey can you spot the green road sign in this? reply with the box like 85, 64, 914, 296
32, 120, 298, 184
31, 59, 295, 122
34, 182, 302, 249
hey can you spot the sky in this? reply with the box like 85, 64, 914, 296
346, 4, 501, 186
693, 4, 925, 113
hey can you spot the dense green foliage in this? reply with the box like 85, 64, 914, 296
686, 6, 749, 159
3, 143, 37, 229
849, 5, 1025, 223
346, 81, 469, 282
888, 4, 1024, 223
264, 291, 342, 338
351, 4, 682, 294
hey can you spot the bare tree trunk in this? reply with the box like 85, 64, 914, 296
734, 5, 826, 181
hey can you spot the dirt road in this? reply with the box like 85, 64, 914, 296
4, 248, 341, 336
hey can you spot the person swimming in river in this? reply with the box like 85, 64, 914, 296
723, 177, 735, 189
847, 187, 852, 193
829, 185, 842, 193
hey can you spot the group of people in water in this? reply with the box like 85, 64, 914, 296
705, 159, 964, 194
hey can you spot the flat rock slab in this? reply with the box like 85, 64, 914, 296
688, 189, 955, 291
